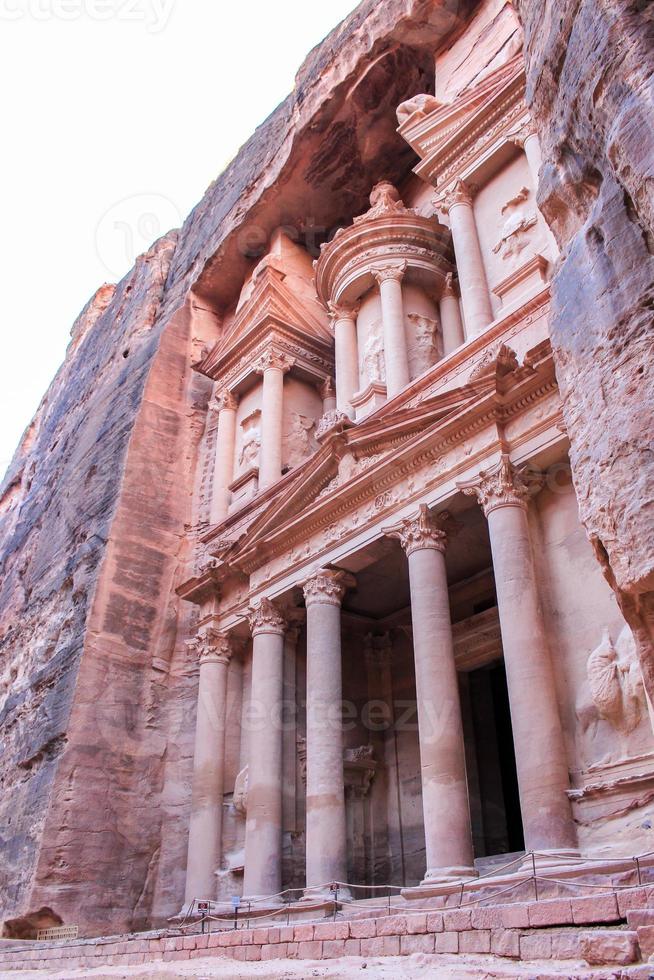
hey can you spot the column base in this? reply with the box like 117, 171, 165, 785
421, 865, 478, 886
301, 884, 352, 903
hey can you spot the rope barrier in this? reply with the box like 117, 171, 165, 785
176, 848, 652, 931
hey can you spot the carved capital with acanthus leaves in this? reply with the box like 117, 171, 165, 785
214, 387, 238, 413
384, 504, 459, 557
302, 568, 356, 608
442, 272, 459, 298
254, 349, 295, 375
438, 179, 475, 215
247, 598, 287, 637
327, 299, 360, 326
457, 454, 543, 517
187, 627, 235, 667
372, 260, 407, 286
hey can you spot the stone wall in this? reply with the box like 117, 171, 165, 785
513, 0, 654, 702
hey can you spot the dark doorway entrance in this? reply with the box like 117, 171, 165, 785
461, 660, 524, 859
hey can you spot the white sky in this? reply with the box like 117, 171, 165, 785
0, 0, 358, 477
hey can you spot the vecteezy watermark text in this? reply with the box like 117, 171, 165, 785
0, 0, 175, 32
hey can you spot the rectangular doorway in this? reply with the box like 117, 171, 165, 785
463, 661, 524, 859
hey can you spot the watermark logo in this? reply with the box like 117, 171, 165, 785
95, 192, 182, 280
0, 0, 175, 33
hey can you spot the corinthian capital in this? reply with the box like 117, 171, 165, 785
247, 598, 287, 636
188, 627, 234, 666
214, 387, 238, 412
439, 179, 475, 215
302, 568, 356, 607
383, 504, 458, 557
457, 454, 543, 517
372, 260, 407, 286
254, 349, 295, 375
327, 299, 360, 324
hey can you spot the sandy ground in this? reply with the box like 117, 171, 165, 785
3, 952, 636, 980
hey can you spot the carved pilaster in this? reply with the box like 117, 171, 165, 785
384, 504, 458, 557
302, 568, 356, 607
363, 632, 393, 672
457, 454, 543, 517
187, 627, 234, 666
254, 349, 295, 375
247, 597, 287, 636
372, 260, 407, 286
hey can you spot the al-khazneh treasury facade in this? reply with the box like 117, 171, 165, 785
176, 37, 653, 907
1, 0, 653, 938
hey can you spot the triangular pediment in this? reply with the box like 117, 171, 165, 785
232, 383, 480, 561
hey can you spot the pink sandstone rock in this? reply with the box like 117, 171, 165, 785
579, 929, 640, 966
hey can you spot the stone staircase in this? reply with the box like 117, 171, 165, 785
0, 885, 651, 974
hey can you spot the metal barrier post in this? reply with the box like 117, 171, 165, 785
531, 852, 539, 902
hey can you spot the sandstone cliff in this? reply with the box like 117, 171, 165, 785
514, 0, 654, 700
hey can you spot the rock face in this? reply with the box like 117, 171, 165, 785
0, 0, 652, 944
514, 0, 654, 699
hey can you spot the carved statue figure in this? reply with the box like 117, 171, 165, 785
492, 185, 538, 262
361, 330, 386, 384
396, 93, 442, 125
407, 313, 442, 374
283, 413, 318, 469
576, 626, 647, 767
233, 765, 248, 816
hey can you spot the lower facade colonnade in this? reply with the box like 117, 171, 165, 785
183, 459, 581, 905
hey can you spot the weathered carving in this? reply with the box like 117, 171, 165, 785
302, 567, 355, 607
361, 329, 386, 384
238, 411, 261, 471
186, 627, 234, 666
492, 185, 538, 261
396, 93, 442, 125
576, 626, 648, 767
247, 598, 286, 636
468, 342, 520, 382
383, 504, 457, 556
407, 313, 443, 373
283, 413, 318, 470
214, 388, 238, 413
353, 181, 410, 225
457, 454, 543, 516
233, 764, 248, 816
371, 260, 408, 285
315, 409, 351, 441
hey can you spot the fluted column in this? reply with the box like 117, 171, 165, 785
385, 506, 475, 882
373, 263, 410, 397
243, 599, 287, 898
210, 389, 238, 525
439, 273, 466, 352
255, 350, 294, 490
458, 457, 577, 855
442, 180, 493, 337
328, 302, 360, 418
302, 568, 355, 895
184, 628, 234, 903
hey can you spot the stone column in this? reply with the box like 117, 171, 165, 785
210, 389, 238, 525
184, 628, 234, 904
303, 568, 355, 895
255, 350, 294, 491
518, 125, 542, 188
385, 506, 476, 882
243, 599, 287, 898
373, 263, 410, 397
320, 377, 337, 415
328, 302, 360, 418
458, 456, 577, 855
442, 180, 493, 337
439, 273, 466, 352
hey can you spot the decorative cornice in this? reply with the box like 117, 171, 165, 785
302, 567, 356, 607
187, 627, 234, 667
383, 504, 458, 556
247, 597, 287, 636
372, 260, 407, 285
254, 349, 295, 375
457, 454, 543, 516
